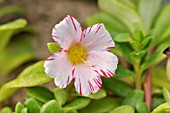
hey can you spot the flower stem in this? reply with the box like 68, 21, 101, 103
134, 59, 142, 90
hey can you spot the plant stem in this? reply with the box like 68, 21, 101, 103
134, 59, 142, 90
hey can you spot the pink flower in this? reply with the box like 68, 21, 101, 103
44, 15, 118, 96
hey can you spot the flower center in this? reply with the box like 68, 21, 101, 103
68, 44, 87, 65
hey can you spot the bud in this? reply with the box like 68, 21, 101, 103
163, 47, 170, 58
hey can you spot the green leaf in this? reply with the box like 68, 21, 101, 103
0, 18, 27, 30
122, 90, 144, 109
64, 97, 91, 110
99, 0, 144, 33
0, 61, 52, 102
0, 6, 25, 18
131, 50, 146, 59
26, 86, 54, 103
79, 97, 122, 113
86, 12, 128, 33
152, 98, 165, 111
0, 107, 12, 113
167, 59, 170, 80
151, 102, 170, 113
112, 43, 133, 63
102, 77, 134, 97
136, 102, 149, 113
24, 98, 40, 113
0, 18, 27, 52
114, 33, 131, 42
54, 88, 68, 106
0, 38, 35, 76
21, 108, 28, 113
141, 45, 168, 72
118, 0, 136, 9
130, 40, 142, 50
152, 67, 170, 92
40, 100, 64, 113
15, 102, 24, 113
47, 42, 61, 54
141, 36, 153, 49
109, 105, 134, 113
114, 65, 135, 78
63, 107, 78, 113
163, 87, 170, 102
138, 0, 162, 31
153, 4, 170, 45
87, 89, 106, 99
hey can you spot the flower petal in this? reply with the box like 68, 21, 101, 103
81, 24, 115, 51
73, 64, 102, 96
52, 15, 82, 49
44, 50, 73, 88
87, 51, 118, 78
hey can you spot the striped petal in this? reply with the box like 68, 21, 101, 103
44, 50, 73, 88
52, 15, 82, 50
73, 64, 102, 96
87, 51, 118, 78
81, 24, 115, 51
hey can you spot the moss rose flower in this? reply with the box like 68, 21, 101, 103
44, 15, 118, 96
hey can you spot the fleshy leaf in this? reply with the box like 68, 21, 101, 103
54, 88, 68, 106
163, 87, 170, 102
0, 107, 12, 113
86, 12, 128, 33
87, 89, 106, 99
63, 107, 78, 113
102, 77, 134, 97
118, 0, 136, 9
153, 4, 170, 45
26, 86, 54, 103
111, 43, 133, 63
0, 18, 27, 52
47, 42, 61, 54
40, 100, 64, 113
21, 108, 28, 113
114, 33, 131, 42
0, 61, 52, 102
138, 0, 162, 31
122, 90, 144, 109
151, 98, 165, 111
64, 97, 91, 110
152, 67, 170, 92
151, 102, 170, 113
114, 65, 135, 78
15, 102, 24, 113
79, 97, 122, 113
136, 102, 149, 113
24, 98, 40, 113
98, 0, 144, 33
109, 105, 134, 113
167, 59, 170, 80
0, 38, 35, 76
141, 44, 168, 72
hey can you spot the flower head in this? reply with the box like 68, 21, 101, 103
44, 15, 118, 96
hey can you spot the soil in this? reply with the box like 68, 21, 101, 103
0, 0, 98, 108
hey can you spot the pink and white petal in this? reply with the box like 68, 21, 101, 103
87, 51, 118, 78
81, 24, 115, 51
73, 64, 102, 96
44, 50, 73, 88
52, 15, 82, 49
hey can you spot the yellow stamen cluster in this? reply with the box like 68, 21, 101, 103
68, 44, 87, 65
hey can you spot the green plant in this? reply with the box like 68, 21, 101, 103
1, 0, 170, 113
0, 5, 35, 76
